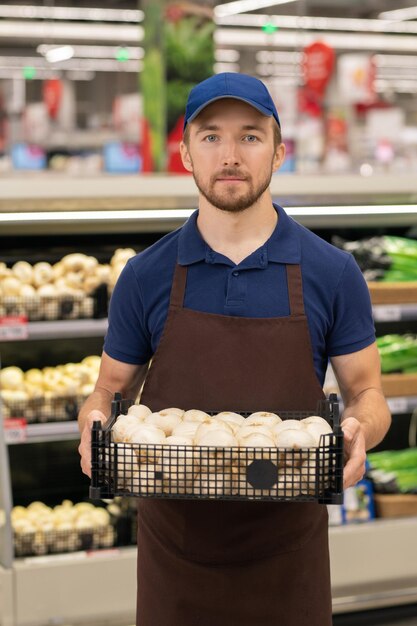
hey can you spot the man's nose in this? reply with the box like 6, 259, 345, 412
221, 141, 241, 166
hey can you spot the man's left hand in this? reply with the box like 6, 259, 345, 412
341, 417, 367, 490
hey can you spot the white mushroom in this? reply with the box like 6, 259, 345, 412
245, 412, 281, 427
144, 411, 182, 435
183, 409, 211, 422
172, 421, 200, 440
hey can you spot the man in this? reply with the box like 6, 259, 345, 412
79, 73, 391, 626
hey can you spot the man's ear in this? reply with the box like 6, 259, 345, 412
180, 141, 193, 173
272, 142, 286, 173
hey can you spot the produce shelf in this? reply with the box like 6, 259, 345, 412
5, 421, 80, 445
1, 174, 417, 234
382, 375, 417, 400
386, 395, 417, 414
330, 517, 417, 613
0, 318, 108, 342
369, 282, 417, 306
2, 519, 417, 625
373, 303, 417, 322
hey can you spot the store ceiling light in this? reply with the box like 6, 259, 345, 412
215, 0, 298, 18
379, 6, 417, 21
1, 205, 416, 226
0, 5, 143, 22
215, 28, 417, 53
45, 46, 75, 63
374, 54, 417, 67
0, 56, 141, 74
0, 21, 141, 43
216, 13, 417, 35
38, 44, 144, 60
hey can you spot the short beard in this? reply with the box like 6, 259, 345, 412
191, 160, 274, 213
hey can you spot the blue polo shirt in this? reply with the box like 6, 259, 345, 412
104, 204, 375, 386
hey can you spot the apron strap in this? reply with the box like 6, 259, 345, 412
170, 263, 188, 308
286, 264, 305, 316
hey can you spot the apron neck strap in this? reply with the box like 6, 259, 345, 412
170, 263, 188, 308
170, 263, 305, 315
286, 264, 305, 316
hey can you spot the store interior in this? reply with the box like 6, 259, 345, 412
1, 1, 417, 625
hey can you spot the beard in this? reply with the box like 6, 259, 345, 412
191, 161, 274, 213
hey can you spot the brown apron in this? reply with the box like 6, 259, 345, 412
137, 261, 332, 626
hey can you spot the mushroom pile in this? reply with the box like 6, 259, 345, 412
0, 355, 100, 421
0, 248, 136, 320
110, 405, 334, 499
12, 500, 114, 556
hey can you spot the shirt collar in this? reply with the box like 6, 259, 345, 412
177, 203, 301, 266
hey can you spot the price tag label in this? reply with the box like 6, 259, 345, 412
387, 397, 408, 414
0, 315, 29, 341
4, 418, 28, 444
373, 306, 402, 322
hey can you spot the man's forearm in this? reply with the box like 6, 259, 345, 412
342, 387, 391, 451
78, 388, 113, 433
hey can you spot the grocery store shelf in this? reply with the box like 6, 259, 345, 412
373, 304, 417, 322
5, 421, 80, 445
330, 517, 417, 613
1, 519, 417, 625
5, 546, 137, 626
23, 318, 108, 340
386, 396, 417, 414
1, 174, 417, 234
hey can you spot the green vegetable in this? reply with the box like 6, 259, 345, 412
377, 335, 417, 373
368, 448, 417, 472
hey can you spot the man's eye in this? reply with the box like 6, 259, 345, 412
244, 135, 258, 142
204, 135, 218, 142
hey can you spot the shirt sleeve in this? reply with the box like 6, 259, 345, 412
326, 254, 376, 357
103, 261, 152, 365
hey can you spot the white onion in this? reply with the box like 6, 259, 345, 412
144, 411, 182, 436
127, 404, 151, 420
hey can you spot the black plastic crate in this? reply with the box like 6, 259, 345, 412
2, 394, 87, 423
13, 525, 114, 557
90, 394, 344, 504
0, 283, 108, 322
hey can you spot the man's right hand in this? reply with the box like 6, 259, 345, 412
78, 410, 107, 478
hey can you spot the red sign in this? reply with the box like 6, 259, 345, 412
302, 41, 335, 99
0, 315, 29, 341
43, 79, 62, 119
4, 418, 27, 444
167, 115, 189, 174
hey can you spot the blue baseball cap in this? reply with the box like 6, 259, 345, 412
184, 72, 280, 131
